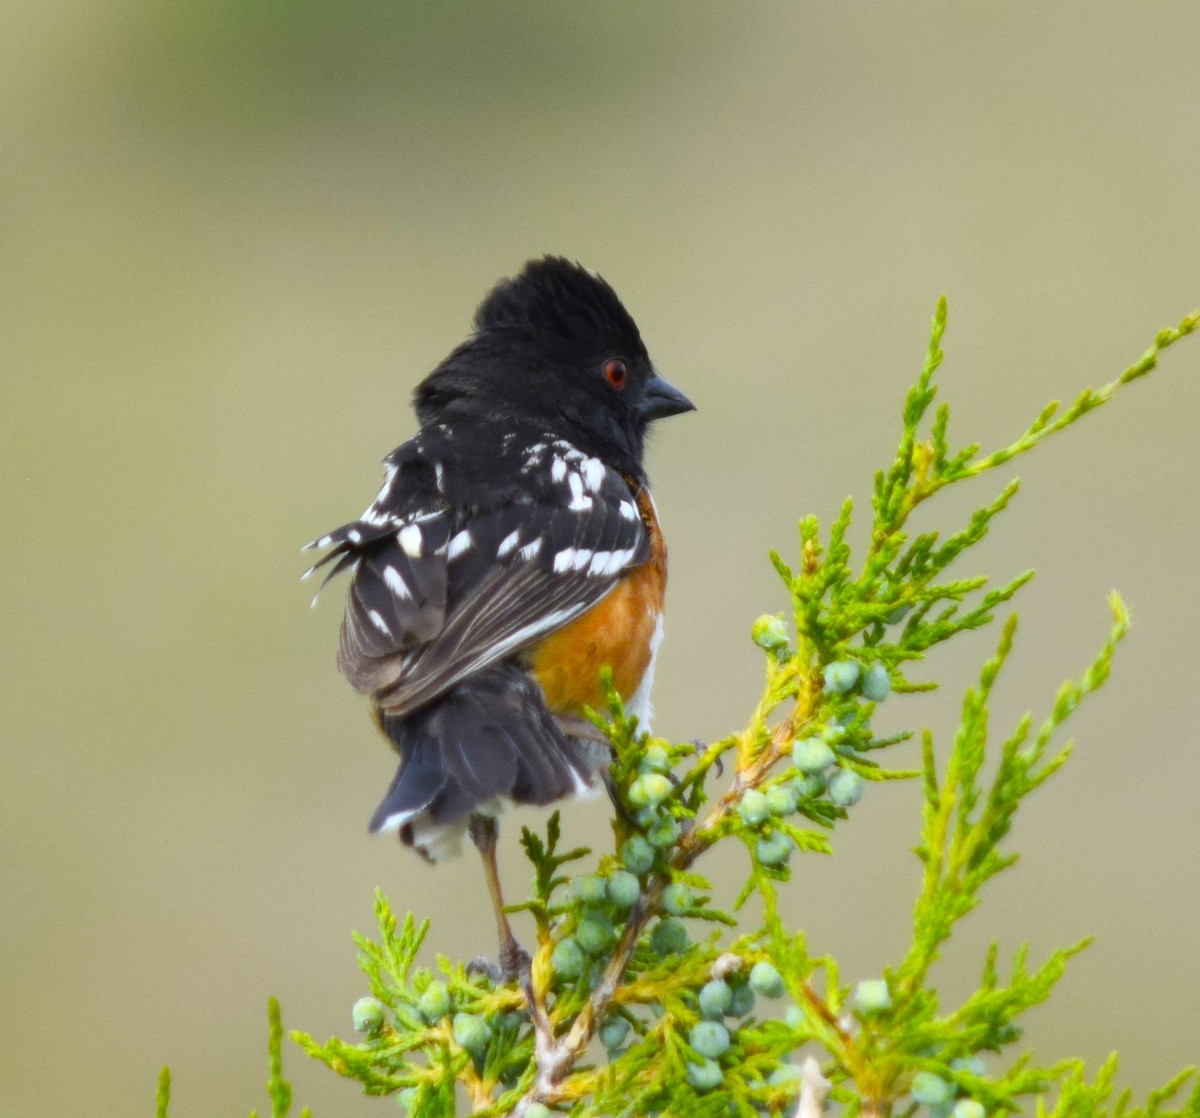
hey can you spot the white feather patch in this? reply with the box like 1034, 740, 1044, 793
497, 529, 521, 559
447, 529, 472, 560
382, 565, 412, 600
587, 547, 636, 577
566, 472, 592, 511
398, 524, 423, 558
581, 457, 606, 492
566, 763, 597, 799
625, 612, 664, 728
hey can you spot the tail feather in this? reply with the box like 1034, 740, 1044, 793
368, 664, 600, 860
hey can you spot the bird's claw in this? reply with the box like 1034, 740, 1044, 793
466, 955, 505, 983
691, 737, 722, 776
467, 941, 531, 984
502, 940, 532, 981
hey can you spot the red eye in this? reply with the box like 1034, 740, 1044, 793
603, 358, 628, 389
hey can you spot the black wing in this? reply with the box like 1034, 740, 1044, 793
304, 430, 648, 717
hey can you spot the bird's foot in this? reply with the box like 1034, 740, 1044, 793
466, 955, 506, 983
501, 938, 532, 981
466, 940, 531, 985
690, 737, 723, 776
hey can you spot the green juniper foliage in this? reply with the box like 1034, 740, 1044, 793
156, 998, 312, 1118
162, 303, 1200, 1117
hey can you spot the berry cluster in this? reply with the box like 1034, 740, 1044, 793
684, 961, 786, 1090
911, 1057, 990, 1118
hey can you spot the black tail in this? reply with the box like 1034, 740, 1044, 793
369, 664, 600, 860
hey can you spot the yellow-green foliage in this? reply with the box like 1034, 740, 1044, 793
162, 302, 1200, 1118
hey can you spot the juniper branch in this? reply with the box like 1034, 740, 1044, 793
165, 300, 1199, 1118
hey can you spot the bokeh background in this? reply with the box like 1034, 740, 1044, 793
3, 3, 1199, 1114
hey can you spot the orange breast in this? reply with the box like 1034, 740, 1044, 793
529, 487, 667, 716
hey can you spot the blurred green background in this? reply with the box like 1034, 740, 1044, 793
3, 3, 1198, 1114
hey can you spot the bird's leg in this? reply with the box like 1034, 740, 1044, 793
467, 813, 529, 980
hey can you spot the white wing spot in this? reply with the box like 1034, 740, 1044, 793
587, 548, 635, 577
581, 457, 606, 492
434, 462, 445, 492
566, 472, 592, 511
571, 548, 594, 571
398, 524, 423, 558
553, 439, 584, 464
587, 551, 611, 577
447, 529, 473, 560
551, 457, 568, 483
518, 539, 541, 561
619, 500, 638, 521
497, 529, 521, 558
368, 609, 392, 635
553, 547, 576, 574
347, 528, 363, 543
382, 566, 412, 600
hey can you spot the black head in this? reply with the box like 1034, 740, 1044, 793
413, 257, 694, 477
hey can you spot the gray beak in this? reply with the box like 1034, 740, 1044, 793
640, 373, 696, 421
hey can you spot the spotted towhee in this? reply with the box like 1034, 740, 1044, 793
305, 257, 692, 963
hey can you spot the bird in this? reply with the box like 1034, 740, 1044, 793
303, 256, 694, 971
